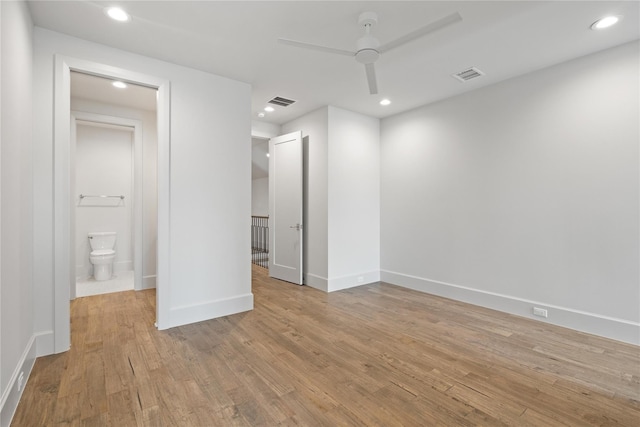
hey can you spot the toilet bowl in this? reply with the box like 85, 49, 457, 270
88, 232, 117, 281
89, 249, 116, 281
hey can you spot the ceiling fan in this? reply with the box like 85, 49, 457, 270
278, 11, 463, 95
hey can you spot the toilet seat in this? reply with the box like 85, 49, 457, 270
90, 249, 115, 256
89, 249, 116, 266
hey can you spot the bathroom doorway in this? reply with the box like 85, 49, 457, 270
53, 57, 170, 353
70, 72, 158, 298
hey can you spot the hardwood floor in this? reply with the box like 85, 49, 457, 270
12, 266, 640, 426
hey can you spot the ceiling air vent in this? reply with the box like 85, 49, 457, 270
452, 67, 485, 83
268, 96, 296, 107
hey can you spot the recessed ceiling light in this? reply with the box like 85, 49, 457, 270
105, 7, 130, 22
257, 112, 265, 118
112, 81, 127, 89
380, 99, 391, 106
591, 15, 621, 30
264, 106, 275, 112
266, 153, 270, 157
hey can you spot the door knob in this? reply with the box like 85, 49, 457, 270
289, 224, 303, 230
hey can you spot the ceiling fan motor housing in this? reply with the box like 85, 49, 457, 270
355, 34, 380, 64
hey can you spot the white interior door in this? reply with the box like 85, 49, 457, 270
269, 131, 303, 284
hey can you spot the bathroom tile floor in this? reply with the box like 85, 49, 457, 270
75, 270, 134, 297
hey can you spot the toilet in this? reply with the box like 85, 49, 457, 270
88, 232, 117, 281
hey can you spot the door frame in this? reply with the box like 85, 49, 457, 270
71, 112, 143, 296
53, 55, 171, 353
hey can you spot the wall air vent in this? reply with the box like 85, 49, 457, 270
452, 67, 485, 83
268, 96, 296, 107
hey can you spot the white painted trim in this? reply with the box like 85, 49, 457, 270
327, 270, 380, 292
54, 55, 71, 353
71, 111, 144, 292
168, 294, 253, 328
303, 271, 380, 293
142, 275, 156, 289
0, 335, 36, 427
54, 55, 171, 350
381, 270, 640, 346
303, 273, 328, 292
34, 331, 54, 357
155, 79, 171, 330
113, 261, 134, 272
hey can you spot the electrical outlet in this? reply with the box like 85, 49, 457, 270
17, 371, 24, 392
533, 307, 548, 318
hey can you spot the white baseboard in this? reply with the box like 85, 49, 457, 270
76, 260, 133, 278
166, 293, 254, 329
304, 273, 328, 292
303, 271, 380, 293
381, 270, 640, 346
141, 275, 156, 289
114, 260, 133, 273
34, 330, 55, 357
0, 335, 37, 427
327, 270, 380, 292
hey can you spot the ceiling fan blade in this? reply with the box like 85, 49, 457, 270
365, 63, 378, 95
278, 38, 355, 57
378, 12, 462, 54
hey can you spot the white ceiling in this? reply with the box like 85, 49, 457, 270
29, 1, 639, 125
71, 71, 157, 111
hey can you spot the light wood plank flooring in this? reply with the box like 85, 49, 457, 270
12, 266, 640, 425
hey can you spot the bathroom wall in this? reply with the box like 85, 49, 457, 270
75, 123, 133, 278
71, 98, 158, 288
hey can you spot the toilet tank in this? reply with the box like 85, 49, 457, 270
88, 232, 117, 250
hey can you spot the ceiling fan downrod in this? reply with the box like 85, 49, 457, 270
355, 12, 380, 65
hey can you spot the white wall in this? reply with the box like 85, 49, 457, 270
283, 106, 380, 292
33, 28, 252, 353
71, 98, 158, 288
252, 177, 269, 217
282, 107, 329, 289
380, 41, 640, 345
251, 120, 281, 139
75, 124, 133, 278
0, 1, 36, 425
327, 106, 380, 290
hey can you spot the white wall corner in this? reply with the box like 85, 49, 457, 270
327, 270, 381, 292
381, 270, 640, 346
0, 335, 37, 427
165, 293, 254, 329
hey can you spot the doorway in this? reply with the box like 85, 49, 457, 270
53, 56, 171, 353
268, 131, 303, 285
251, 137, 269, 269
70, 72, 157, 299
